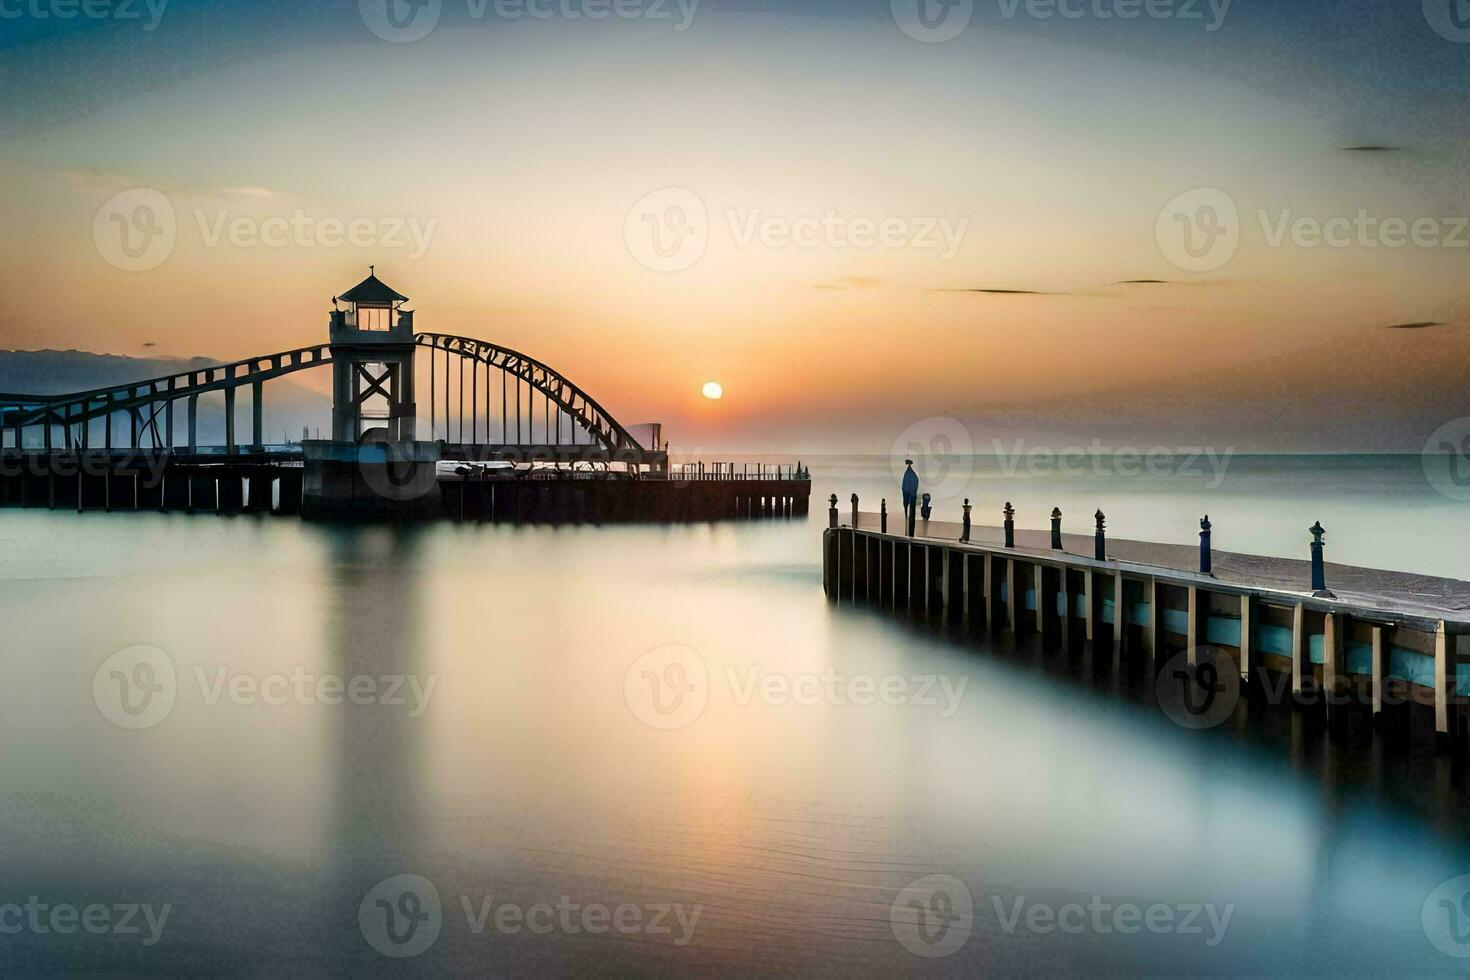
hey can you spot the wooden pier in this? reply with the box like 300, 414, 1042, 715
823, 505, 1470, 755
0, 448, 809, 523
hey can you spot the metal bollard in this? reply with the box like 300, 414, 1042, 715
1200, 515, 1212, 575
1003, 502, 1015, 548
1310, 521, 1334, 597
961, 498, 971, 543
851, 493, 859, 528
1094, 509, 1106, 561
880, 498, 888, 533
1051, 507, 1064, 550
829, 493, 838, 529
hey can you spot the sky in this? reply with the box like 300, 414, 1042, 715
1, 0, 1468, 451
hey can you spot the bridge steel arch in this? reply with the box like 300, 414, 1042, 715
0, 334, 658, 465
415, 333, 654, 464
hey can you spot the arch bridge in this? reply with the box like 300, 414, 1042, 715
0, 273, 663, 471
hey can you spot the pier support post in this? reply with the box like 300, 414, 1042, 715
983, 554, 996, 631
1050, 508, 1063, 550
1291, 602, 1306, 699
880, 498, 887, 533
1371, 625, 1386, 722
1059, 569, 1073, 654
1094, 510, 1106, 561
1143, 578, 1159, 664
1003, 502, 1014, 548
1324, 612, 1345, 727
1036, 564, 1051, 649
1112, 568, 1125, 661
1239, 594, 1256, 686
1086, 571, 1102, 644
961, 499, 971, 543
1006, 558, 1018, 634
1434, 621, 1461, 748
828, 494, 838, 529
851, 493, 859, 528
1186, 586, 1205, 666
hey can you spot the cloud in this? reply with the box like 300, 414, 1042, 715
935, 287, 1060, 296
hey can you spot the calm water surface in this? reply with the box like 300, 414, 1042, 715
0, 455, 1466, 976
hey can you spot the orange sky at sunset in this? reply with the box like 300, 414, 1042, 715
2, 5, 1467, 451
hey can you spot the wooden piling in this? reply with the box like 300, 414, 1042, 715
1291, 602, 1306, 698
1371, 625, 1386, 720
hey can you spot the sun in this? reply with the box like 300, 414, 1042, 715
701, 381, 723, 400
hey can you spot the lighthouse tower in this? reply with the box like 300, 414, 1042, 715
328, 268, 417, 442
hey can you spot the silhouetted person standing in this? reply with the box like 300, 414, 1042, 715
901, 459, 919, 536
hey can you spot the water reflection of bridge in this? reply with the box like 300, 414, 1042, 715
0, 272, 810, 521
